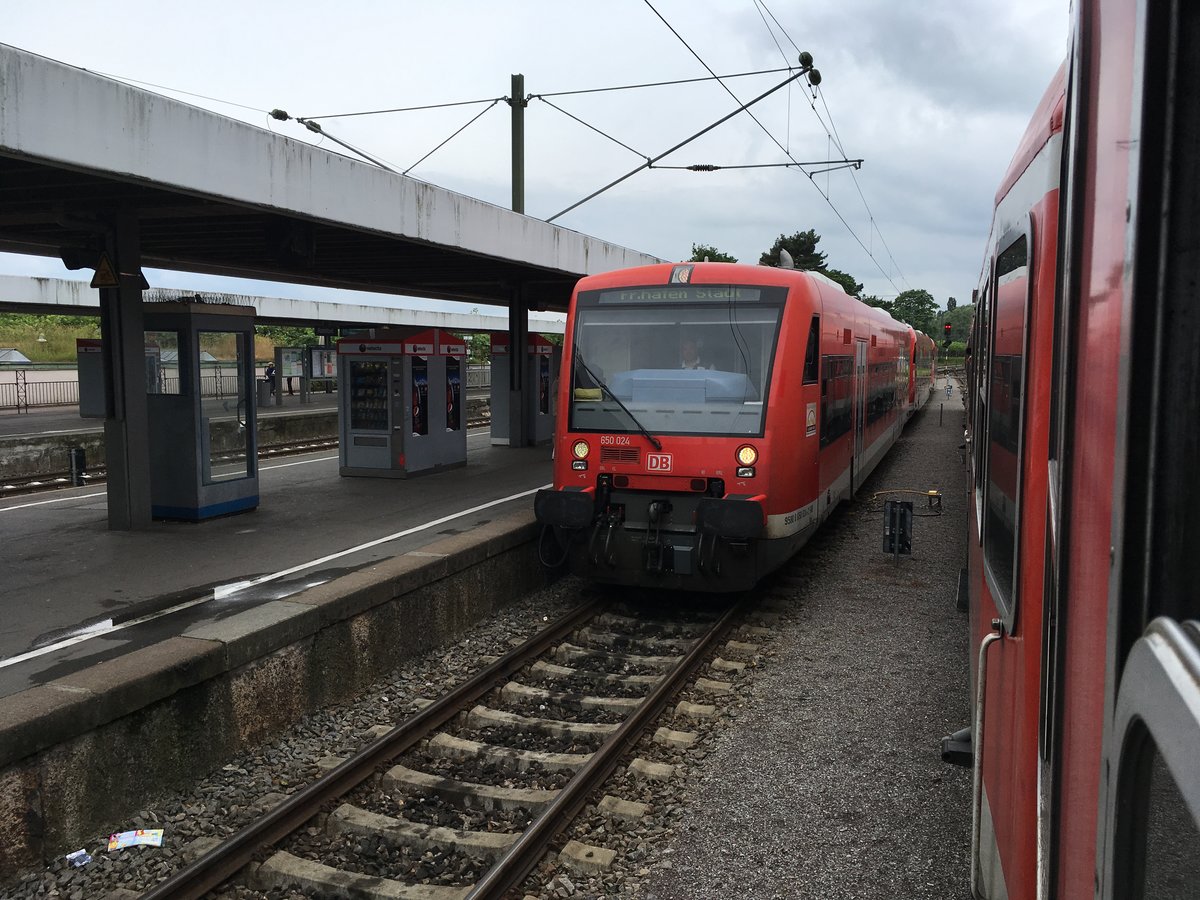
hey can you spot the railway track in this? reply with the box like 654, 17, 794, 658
140, 594, 754, 899
0, 418, 490, 499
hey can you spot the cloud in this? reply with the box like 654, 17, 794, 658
0, 0, 1068, 308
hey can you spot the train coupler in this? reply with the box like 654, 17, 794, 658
642, 499, 673, 574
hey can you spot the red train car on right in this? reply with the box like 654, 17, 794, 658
960, 2, 1200, 898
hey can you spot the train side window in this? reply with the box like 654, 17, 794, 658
983, 231, 1030, 619
973, 280, 990, 492
820, 354, 852, 447
803, 316, 820, 384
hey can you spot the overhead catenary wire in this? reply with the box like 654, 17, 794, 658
643, 0, 903, 295
402, 99, 503, 175
546, 67, 812, 223
531, 66, 795, 99
88, 68, 271, 115
298, 67, 799, 121
817, 85, 912, 291
748, 0, 911, 292
535, 97, 650, 161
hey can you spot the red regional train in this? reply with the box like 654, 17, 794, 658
957, 1, 1200, 898
535, 260, 936, 591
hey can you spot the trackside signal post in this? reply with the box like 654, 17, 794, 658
336, 328, 467, 477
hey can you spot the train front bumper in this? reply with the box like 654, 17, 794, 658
535, 488, 766, 590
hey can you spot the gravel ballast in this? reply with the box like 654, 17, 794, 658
633, 383, 973, 899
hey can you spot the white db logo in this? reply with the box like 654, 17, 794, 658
646, 453, 673, 472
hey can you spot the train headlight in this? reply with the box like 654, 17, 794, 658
735, 444, 759, 466
571, 440, 590, 460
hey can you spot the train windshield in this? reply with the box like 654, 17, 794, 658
569, 284, 785, 436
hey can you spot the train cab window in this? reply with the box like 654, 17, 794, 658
983, 231, 1030, 617
803, 315, 820, 384
568, 284, 785, 437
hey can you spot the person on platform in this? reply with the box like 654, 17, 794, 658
265, 362, 276, 395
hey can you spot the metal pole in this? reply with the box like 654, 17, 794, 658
510, 74, 525, 214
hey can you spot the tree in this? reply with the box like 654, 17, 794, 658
254, 325, 319, 348
821, 267, 863, 297
465, 332, 491, 365
940, 303, 975, 342
947, 296, 957, 311
859, 295, 893, 312
889, 289, 938, 334
759, 229, 827, 270
689, 243, 738, 263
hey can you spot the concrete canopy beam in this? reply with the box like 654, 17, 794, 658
0, 44, 663, 309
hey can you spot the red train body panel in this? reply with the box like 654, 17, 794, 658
536, 262, 932, 592
962, 3, 1200, 898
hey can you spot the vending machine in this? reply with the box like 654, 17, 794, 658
490, 332, 560, 445
337, 328, 467, 477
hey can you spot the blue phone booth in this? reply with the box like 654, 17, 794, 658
142, 301, 259, 520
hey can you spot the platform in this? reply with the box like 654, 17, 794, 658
0, 426, 550, 699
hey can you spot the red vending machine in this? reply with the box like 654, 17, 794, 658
337, 328, 467, 477
489, 332, 560, 445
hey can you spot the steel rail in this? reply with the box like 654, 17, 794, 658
466, 598, 745, 899
140, 596, 607, 900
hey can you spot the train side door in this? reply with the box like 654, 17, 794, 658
852, 338, 867, 488
1095, 2, 1200, 895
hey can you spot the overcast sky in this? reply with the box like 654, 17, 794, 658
1, 1, 1068, 313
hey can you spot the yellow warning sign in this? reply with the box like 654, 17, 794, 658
90, 253, 119, 288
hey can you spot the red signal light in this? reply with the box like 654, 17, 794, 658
943, 323, 952, 335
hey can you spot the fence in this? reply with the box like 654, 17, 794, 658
2, 365, 495, 412
467, 365, 490, 390
2, 371, 247, 411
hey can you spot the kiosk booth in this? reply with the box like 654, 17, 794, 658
141, 301, 259, 520
337, 328, 467, 477
489, 332, 560, 445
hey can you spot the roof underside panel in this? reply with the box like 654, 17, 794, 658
0, 44, 662, 309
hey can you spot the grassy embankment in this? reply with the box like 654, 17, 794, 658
1, 315, 281, 364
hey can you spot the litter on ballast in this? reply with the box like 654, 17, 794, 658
107, 829, 164, 851
65, 849, 92, 867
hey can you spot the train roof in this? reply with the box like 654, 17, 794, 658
575, 261, 908, 331
578, 261, 875, 302
995, 62, 1066, 205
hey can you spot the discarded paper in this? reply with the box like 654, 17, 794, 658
108, 829, 164, 851
65, 849, 92, 867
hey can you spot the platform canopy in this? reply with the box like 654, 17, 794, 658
0, 43, 662, 311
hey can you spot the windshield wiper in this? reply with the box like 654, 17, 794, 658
575, 355, 663, 451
